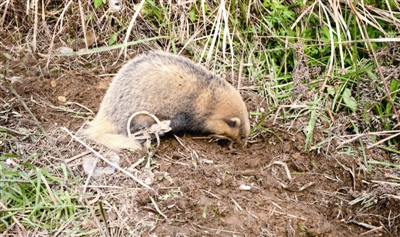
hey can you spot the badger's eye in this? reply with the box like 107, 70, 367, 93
240, 135, 246, 140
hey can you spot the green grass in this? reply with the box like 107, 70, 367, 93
0, 157, 88, 234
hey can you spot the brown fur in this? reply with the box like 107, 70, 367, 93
83, 51, 250, 150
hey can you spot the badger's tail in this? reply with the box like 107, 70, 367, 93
81, 111, 141, 151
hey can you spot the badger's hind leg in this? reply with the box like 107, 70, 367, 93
82, 111, 141, 151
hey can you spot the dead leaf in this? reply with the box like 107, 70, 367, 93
82, 151, 120, 179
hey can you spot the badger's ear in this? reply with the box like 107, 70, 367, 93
224, 117, 241, 128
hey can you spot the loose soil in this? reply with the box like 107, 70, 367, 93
1, 52, 399, 236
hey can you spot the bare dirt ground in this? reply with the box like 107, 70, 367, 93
2, 45, 399, 237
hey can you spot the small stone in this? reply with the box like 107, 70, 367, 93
292, 152, 301, 159
203, 167, 214, 177
145, 176, 153, 185
57, 96, 67, 103
283, 142, 291, 153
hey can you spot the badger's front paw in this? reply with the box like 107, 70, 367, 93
149, 120, 172, 135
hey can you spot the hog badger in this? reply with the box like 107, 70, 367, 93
83, 52, 250, 150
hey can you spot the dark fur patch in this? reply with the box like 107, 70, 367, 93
170, 112, 205, 132
224, 118, 238, 128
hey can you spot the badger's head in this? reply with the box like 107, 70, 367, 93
202, 88, 250, 148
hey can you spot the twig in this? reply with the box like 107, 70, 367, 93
384, 174, 400, 181
42, 37, 167, 58
46, 0, 74, 68
337, 130, 400, 147
111, 202, 134, 234
230, 197, 243, 211
269, 161, 292, 181
149, 196, 170, 223
66, 101, 94, 114
367, 132, 400, 149
53, 216, 74, 237
290, 2, 317, 30
118, 0, 146, 59
32, 209, 46, 236
0, 126, 28, 136
0, 0, 10, 26
98, 201, 111, 236
360, 226, 383, 236
78, 0, 88, 50
174, 134, 188, 150
371, 180, 400, 187
82, 155, 99, 194
201, 189, 221, 199
319, 2, 335, 92
0, 202, 27, 233
193, 223, 241, 234
237, 52, 244, 90
38, 168, 58, 205
334, 156, 355, 190
381, 194, 400, 200
286, 218, 295, 237
273, 104, 307, 125
264, 208, 307, 221
64, 151, 91, 163
351, 220, 376, 229
30, 98, 93, 115
32, 0, 38, 52
0, 179, 30, 183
